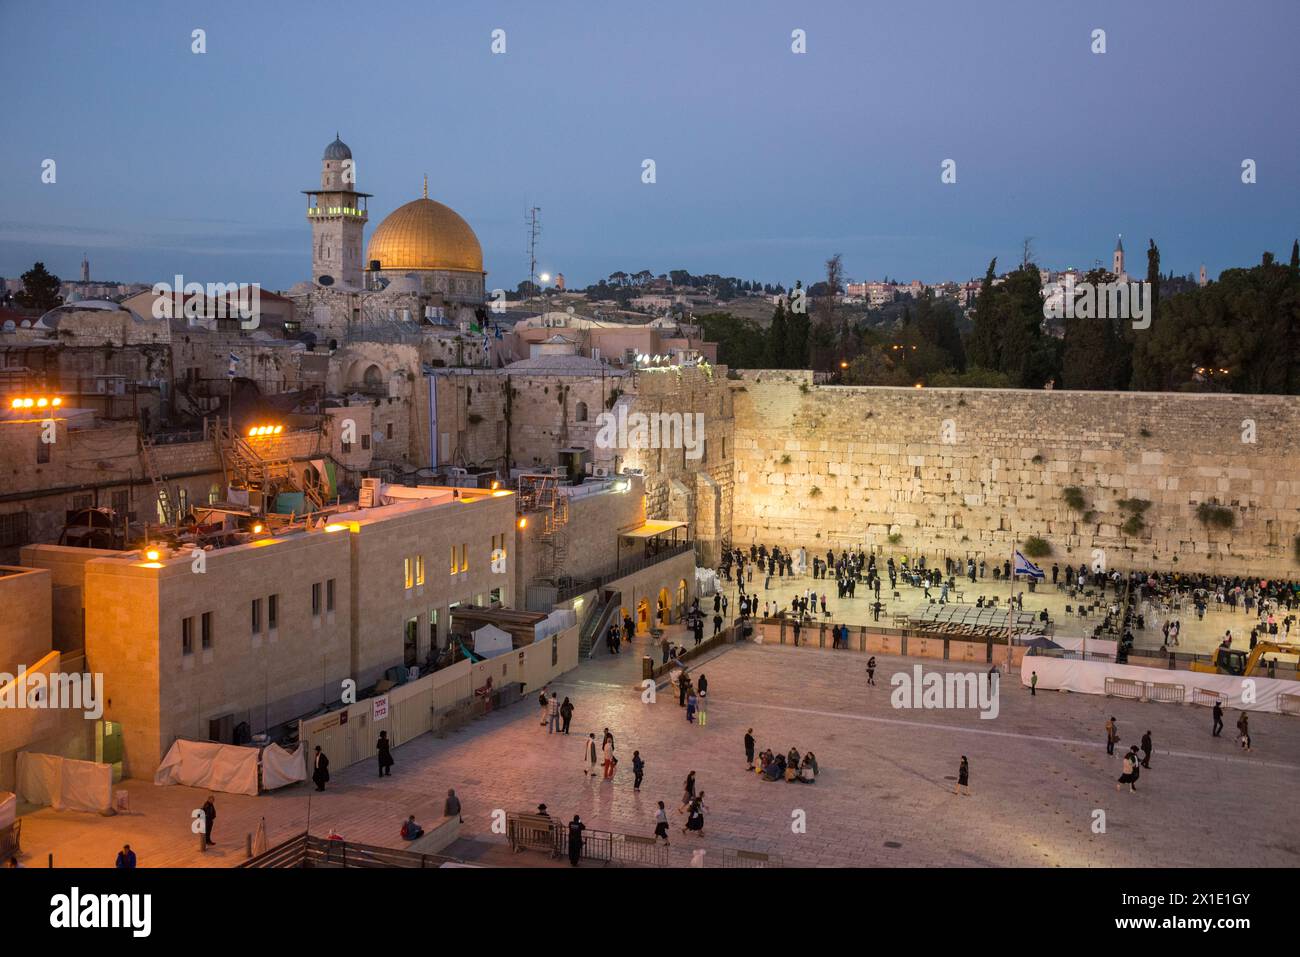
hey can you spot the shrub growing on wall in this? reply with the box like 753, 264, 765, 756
1062, 486, 1086, 512
1022, 536, 1051, 558
1195, 502, 1235, 529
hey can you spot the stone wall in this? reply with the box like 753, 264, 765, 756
732, 372, 1300, 577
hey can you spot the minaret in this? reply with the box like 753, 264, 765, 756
1199, 264, 1208, 287
303, 134, 371, 288
1113, 235, 1124, 278
80, 253, 89, 283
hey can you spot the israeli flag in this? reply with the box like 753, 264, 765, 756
1014, 551, 1045, 580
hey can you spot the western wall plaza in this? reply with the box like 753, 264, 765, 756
1, 0, 1294, 940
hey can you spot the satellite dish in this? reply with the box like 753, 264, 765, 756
317, 274, 335, 286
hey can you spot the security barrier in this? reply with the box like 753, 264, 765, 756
1104, 677, 1145, 700
1146, 682, 1186, 704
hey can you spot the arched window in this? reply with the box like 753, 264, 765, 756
575, 401, 588, 422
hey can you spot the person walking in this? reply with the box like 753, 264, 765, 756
567, 815, 585, 867
686, 689, 697, 724
548, 692, 560, 734
1116, 750, 1138, 793
653, 801, 671, 845
680, 771, 696, 812
954, 756, 970, 796
602, 733, 617, 780
312, 746, 330, 792
1105, 717, 1118, 756
538, 686, 550, 726
583, 733, 599, 777
1140, 730, 1153, 769
632, 750, 644, 791
1236, 713, 1252, 751
744, 728, 755, 770
1212, 700, 1224, 737
376, 730, 394, 777
202, 795, 217, 846
1030, 671, 1038, 696
866, 656, 876, 686
713, 612, 723, 636
559, 696, 574, 734
116, 844, 137, 868
682, 793, 707, 836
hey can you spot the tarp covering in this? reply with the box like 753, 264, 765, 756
1049, 635, 1119, 658
154, 739, 260, 796
472, 623, 513, 659
1021, 655, 1297, 713
260, 743, 306, 791
16, 752, 112, 813
535, 608, 576, 641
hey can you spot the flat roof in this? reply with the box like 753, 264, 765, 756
621, 520, 685, 539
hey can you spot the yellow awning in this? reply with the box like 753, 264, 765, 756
621, 520, 686, 539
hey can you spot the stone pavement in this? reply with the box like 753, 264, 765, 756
15, 641, 1300, 868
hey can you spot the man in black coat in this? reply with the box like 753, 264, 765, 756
313, 746, 330, 791
202, 795, 216, 846
568, 815, 585, 867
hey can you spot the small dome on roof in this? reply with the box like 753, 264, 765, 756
323, 134, 352, 161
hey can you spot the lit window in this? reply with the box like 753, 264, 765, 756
416, 555, 425, 586
460, 543, 468, 573
404, 557, 414, 590
450, 546, 457, 576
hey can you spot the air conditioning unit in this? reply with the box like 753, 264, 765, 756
591, 466, 611, 478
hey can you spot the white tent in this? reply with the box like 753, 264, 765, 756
154, 739, 259, 796
472, 623, 513, 659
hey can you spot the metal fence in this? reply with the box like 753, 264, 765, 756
1104, 677, 1145, 700
1146, 681, 1186, 704
240, 833, 462, 868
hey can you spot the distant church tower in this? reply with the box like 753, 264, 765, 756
80, 253, 89, 283
1199, 264, 1208, 287
304, 134, 371, 288
1113, 235, 1125, 278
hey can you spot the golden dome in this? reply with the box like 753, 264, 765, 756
365, 194, 483, 273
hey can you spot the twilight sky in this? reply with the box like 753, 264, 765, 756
2, 0, 1297, 291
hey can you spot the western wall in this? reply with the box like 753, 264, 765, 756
728, 371, 1300, 578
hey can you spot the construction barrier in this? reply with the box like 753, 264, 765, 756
1279, 693, 1300, 717
1146, 682, 1186, 704
1104, 677, 1146, 700
1191, 687, 1224, 708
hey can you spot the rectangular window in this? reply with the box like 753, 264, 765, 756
251, 598, 262, 634
326, 578, 335, 612
415, 555, 425, 586
182, 616, 194, 656
459, 543, 468, 573
361, 434, 371, 450
111, 489, 130, 515
404, 557, 414, 589
386, 423, 394, 440
72, 493, 94, 511
429, 608, 438, 646
341, 439, 352, 454
450, 545, 457, 576
37, 439, 50, 464
201, 611, 212, 650
312, 581, 322, 616
268, 594, 278, 630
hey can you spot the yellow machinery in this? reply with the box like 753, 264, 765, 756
1190, 641, 1300, 677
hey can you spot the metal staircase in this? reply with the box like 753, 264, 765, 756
520, 473, 570, 582
215, 424, 326, 515
578, 589, 622, 659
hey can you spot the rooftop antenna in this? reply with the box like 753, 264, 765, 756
526, 205, 542, 302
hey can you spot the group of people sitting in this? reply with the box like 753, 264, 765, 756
755, 746, 818, 784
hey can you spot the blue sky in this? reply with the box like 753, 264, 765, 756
2, 0, 1296, 291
